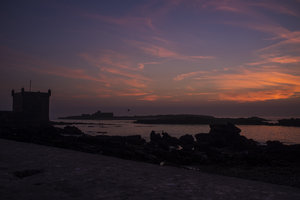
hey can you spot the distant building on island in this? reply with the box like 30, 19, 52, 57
60, 110, 114, 120
91, 110, 114, 118
0, 88, 51, 125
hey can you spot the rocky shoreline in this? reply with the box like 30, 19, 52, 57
1, 123, 300, 188
2, 138, 300, 200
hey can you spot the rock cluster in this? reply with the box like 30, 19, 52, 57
1, 122, 300, 187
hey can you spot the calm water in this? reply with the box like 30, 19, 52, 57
54, 120, 300, 145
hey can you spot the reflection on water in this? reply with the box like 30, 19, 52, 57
238, 125, 300, 145
54, 120, 300, 144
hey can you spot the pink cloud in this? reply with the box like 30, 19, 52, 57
0, 46, 155, 97
130, 41, 214, 61
132, 0, 183, 21
224, 21, 291, 41
256, 31, 300, 53
101, 67, 150, 81
80, 51, 142, 71
225, 21, 300, 69
137, 61, 161, 70
251, 1, 300, 17
31, 67, 105, 83
0, 46, 107, 84
201, 0, 299, 17
140, 45, 178, 58
116, 92, 149, 97
185, 92, 217, 96
80, 50, 156, 91
247, 55, 300, 66
84, 13, 155, 30
122, 79, 147, 88
200, 0, 254, 16
174, 71, 207, 81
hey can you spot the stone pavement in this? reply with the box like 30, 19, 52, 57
1, 139, 300, 200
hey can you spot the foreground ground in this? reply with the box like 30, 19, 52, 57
1, 139, 300, 200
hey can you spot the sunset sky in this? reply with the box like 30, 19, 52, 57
1, 0, 300, 118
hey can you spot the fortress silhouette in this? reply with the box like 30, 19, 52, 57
0, 88, 51, 125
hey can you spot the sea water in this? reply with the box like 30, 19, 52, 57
54, 119, 300, 145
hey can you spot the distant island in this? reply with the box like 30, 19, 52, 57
59, 110, 114, 120
59, 111, 300, 127
137, 116, 300, 127
134, 115, 270, 125
277, 118, 300, 127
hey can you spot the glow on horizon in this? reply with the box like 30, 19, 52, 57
0, 0, 300, 116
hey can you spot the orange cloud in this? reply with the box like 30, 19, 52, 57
137, 94, 174, 101
268, 56, 300, 64
211, 71, 300, 93
138, 95, 159, 101
219, 88, 297, 102
174, 69, 300, 102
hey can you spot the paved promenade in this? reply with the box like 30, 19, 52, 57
1, 139, 300, 200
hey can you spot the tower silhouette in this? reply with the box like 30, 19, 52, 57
11, 88, 51, 123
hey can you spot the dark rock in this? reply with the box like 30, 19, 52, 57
277, 118, 300, 127
3, 121, 300, 187
124, 135, 146, 145
149, 131, 180, 151
179, 134, 195, 151
161, 131, 180, 147
39, 125, 62, 137
195, 133, 212, 144
194, 133, 213, 152
266, 140, 284, 151
150, 131, 161, 143
179, 134, 194, 144
209, 123, 241, 136
207, 123, 257, 150
192, 151, 209, 163
63, 126, 84, 135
